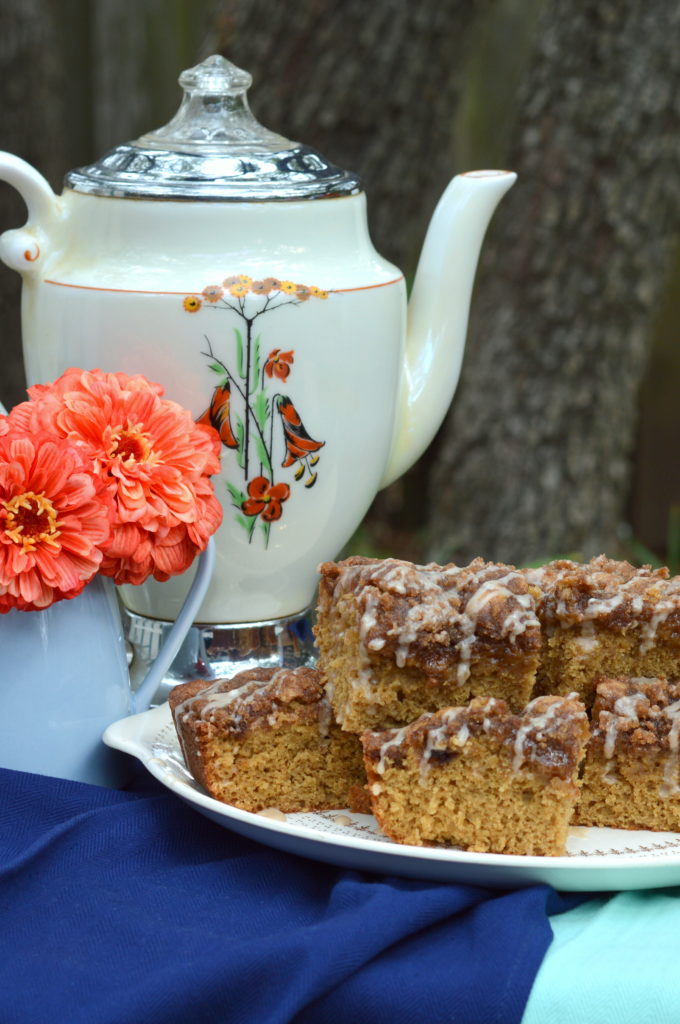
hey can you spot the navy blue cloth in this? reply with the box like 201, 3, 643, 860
0, 766, 584, 1024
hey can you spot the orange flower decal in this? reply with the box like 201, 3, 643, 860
277, 396, 325, 468
183, 295, 202, 313
229, 282, 250, 298
198, 382, 239, 449
202, 285, 224, 303
241, 476, 290, 522
264, 349, 294, 381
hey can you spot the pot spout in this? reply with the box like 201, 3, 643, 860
380, 170, 516, 488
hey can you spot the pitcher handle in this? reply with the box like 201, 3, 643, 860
0, 152, 61, 274
131, 537, 216, 713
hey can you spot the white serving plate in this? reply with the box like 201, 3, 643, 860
104, 703, 680, 892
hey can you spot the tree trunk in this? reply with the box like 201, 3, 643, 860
0, 0, 83, 410
428, 0, 680, 567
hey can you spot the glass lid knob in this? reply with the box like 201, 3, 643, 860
135, 54, 291, 154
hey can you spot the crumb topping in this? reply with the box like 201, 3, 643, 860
525, 556, 680, 645
590, 675, 680, 796
169, 666, 328, 738
318, 555, 541, 682
362, 693, 588, 782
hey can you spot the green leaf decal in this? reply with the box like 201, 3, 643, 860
254, 433, 272, 479
253, 390, 270, 433
234, 327, 245, 379
226, 481, 246, 509
253, 334, 262, 387
234, 416, 245, 469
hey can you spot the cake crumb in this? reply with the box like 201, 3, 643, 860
257, 807, 287, 821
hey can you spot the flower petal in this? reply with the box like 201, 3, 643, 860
247, 476, 270, 500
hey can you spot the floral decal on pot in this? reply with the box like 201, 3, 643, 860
184, 275, 327, 547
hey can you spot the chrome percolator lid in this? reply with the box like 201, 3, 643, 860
65, 55, 361, 201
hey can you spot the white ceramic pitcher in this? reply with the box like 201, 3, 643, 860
0, 538, 215, 786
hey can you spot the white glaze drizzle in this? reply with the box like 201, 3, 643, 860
511, 694, 580, 774
598, 686, 680, 797
418, 708, 469, 786
660, 699, 680, 797
348, 562, 539, 694
177, 668, 307, 730
574, 620, 598, 654
640, 600, 675, 654
527, 559, 680, 647
373, 724, 412, 775
317, 695, 333, 742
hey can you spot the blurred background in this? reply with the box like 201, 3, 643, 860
1, 0, 679, 571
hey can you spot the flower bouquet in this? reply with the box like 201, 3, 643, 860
0, 367, 222, 786
0, 367, 222, 611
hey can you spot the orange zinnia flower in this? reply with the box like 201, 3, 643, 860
183, 295, 202, 313
0, 431, 112, 612
276, 396, 325, 467
264, 349, 294, 381
197, 381, 239, 449
241, 476, 290, 522
10, 368, 223, 585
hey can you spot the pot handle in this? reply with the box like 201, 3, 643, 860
0, 152, 61, 274
131, 537, 217, 713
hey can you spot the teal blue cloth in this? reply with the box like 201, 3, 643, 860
523, 888, 680, 1024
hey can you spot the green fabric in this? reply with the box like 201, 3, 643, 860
522, 889, 680, 1024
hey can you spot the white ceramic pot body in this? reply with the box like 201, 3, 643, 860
15, 189, 405, 623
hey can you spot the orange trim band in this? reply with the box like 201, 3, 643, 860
332, 276, 403, 293
43, 276, 404, 295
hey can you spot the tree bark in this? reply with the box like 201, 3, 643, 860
0, 0, 83, 410
428, 0, 680, 567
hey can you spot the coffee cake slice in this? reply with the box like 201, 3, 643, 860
576, 675, 680, 831
315, 556, 542, 733
362, 694, 588, 856
169, 666, 365, 813
525, 556, 680, 708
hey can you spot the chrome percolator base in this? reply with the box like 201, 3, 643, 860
123, 606, 318, 707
